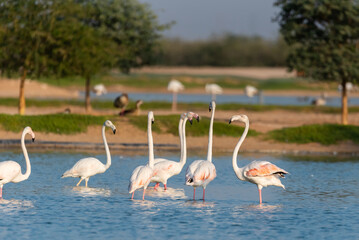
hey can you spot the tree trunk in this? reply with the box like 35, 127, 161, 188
85, 76, 92, 113
341, 80, 348, 125
18, 69, 27, 115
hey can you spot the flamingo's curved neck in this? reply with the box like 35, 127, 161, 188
232, 120, 249, 180
148, 117, 154, 168
103, 125, 111, 170
207, 105, 215, 162
179, 117, 188, 167
20, 130, 31, 181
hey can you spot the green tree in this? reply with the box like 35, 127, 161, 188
275, 0, 359, 125
0, 0, 53, 115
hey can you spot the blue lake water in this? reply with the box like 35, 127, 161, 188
86, 91, 359, 107
1, 151, 359, 239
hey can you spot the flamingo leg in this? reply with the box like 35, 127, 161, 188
193, 188, 196, 200
258, 188, 262, 204
164, 184, 167, 191
85, 178, 89, 187
131, 192, 135, 200
0, 187, 2, 199
76, 178, 83, 186
203, 188, 205, 201
154, 183, 160, 190
142, 189, 146, 200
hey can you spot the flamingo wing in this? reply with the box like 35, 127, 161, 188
63, 157, 105, 178
129, 165, 154, 193
0, 161, 21, 183
193, 161, 216, 182
245, 161, 288, 178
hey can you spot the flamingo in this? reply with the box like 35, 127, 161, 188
205, 83, 223, 101
151, 111, 200, 190
61, 120, 116, 187
229, 114, 288, 204
93, 84, 107, 96
185, 101, 217, 201
244, 85, 258, 98
128, 111, 156, 200
168, 79, 185, 111
0, 126, 35, 199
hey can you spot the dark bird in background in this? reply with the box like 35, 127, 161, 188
114, 93, 129, 115
122, 100, 143, 116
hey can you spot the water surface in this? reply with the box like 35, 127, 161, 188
1, 152, 358, 239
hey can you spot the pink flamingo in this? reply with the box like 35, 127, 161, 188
185, 101, 217, 201
128, 111, 156, 200
151, 112, 199, 190
229, 114, 288, 204
0, 127, 35, 199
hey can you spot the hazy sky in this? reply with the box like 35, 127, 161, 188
139, 0, 280, 40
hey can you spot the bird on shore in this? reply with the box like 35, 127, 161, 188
168, 79, 185, 111
128, 111, 156, 200
114, 93, 129, 115
151, 111, 200, 190
205, 84, 223, 101
93, 84, 107, 96
185, 101, 217, 201
122, 100, 143, 116
229, 114, 288, 204
244, 85, 258, 98
61, 120, 116, 187
0, 127, 35, 199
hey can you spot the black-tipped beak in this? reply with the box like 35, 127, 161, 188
113, 129, 116, 134
152, 120, 154, 124
196, 116, 200, 122
189, 119, 193, 125
209, 107, 212, 112
32, 138, 35, 142
229, 120, 232, 124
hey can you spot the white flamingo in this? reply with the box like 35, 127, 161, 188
168, 79, 185, 111
229, 114, 288, 204
244, 85, 258, 98
151, 111, 200, 190
185, 101, 217, 201
205, 83, 223, 101
0, 126, 35, 199
128, 111, 156, 200
62, 120, 116, 187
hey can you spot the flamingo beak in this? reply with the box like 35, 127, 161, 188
196, 116, 200, 122
189, 119, 193, 125
152, 120, 154, 124
113, 129, 116, 134
32, 138, 35, 142
229, 120, 232, 124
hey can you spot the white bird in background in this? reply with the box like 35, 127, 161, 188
229, 114, 288, 204
185, 101, 217, 201
62, 120, 116, 187
151, 111, 200, 190
93, 84, 107, 96
244, 85, 258, 98
0, 126, 35, 199
128, 111, 156, 200
205, 83, 223, 101
311, 92, 327, 106
168, 79, 185, 111
338, 82, 356, 92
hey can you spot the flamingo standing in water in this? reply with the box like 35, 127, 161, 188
0, 126, 35, 199
229, 114, 288, 204
128, 111, 156, 200
185, 101, 217, 201
151, 111, 200, 190
62, 120, 117, 187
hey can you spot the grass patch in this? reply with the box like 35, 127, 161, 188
267, 124, 359, 145
129, 114, 260, 137
0, 114, 108, 134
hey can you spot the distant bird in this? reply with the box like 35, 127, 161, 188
128, 111, 156, 200
311, 92, 327, 106
338, 82, 356, 92
151, 111, 200, 190
122, 100, 143, 116
205, 83, 223, 101
229, 114, 288, 204
62, 120, 116, 187
0, 127, 35, 199
114, 93, 129, 115
185, 101, 217, 201
244, 85, 258, 98
63, 108, 71, 114
168, 79, 185, 111
93, 84, 107, 96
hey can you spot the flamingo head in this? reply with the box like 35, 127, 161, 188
148, 111, 155, 124
104, 120, 117, 134
229, 115, 249, 124
24, 126, 35, 142
209, 101, 216, 112
187, 112, 200, 125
